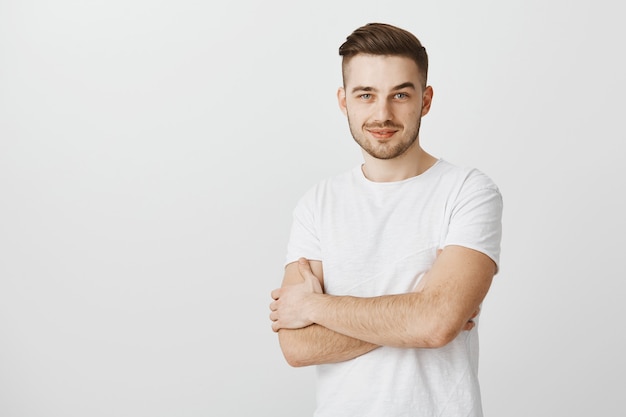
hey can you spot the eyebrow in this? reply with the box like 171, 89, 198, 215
351, 82, 417, 94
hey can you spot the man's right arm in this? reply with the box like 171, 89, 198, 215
275, 260, 379, 367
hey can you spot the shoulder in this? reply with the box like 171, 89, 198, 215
296, 166, 359, 206
435, 159, 501, 196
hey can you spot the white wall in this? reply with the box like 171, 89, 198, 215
1, 1, 623, 416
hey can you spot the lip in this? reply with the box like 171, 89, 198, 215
367, 129, 398, 140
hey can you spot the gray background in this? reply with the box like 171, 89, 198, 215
1, 0, 624, 416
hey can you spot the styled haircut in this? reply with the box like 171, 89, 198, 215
338, 23, 429, 87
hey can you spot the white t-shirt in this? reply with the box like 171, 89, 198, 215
285, 159, 503, 417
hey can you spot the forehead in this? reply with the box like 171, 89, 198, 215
343, 54, 422, 89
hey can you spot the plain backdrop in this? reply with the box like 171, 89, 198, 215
1, 0, 624, 416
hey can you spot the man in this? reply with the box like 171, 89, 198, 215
269, 22, 502, 417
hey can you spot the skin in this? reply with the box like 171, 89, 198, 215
339, 54, 436, 182
273, 260, 379, 367
270, 54, 496, 366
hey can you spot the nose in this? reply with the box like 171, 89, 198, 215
373, 98, 393, 122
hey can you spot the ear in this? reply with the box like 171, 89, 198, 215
337, 87, 347, 116
421, 85, 434, 117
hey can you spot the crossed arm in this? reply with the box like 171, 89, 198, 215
270, 259, 379, 367
269, 245, 496, 367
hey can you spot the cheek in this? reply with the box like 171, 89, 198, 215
404, 105, 423, 120
347, 103, 372, 120
346, 108, 365, 125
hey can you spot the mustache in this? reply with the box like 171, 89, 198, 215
364, 122, 402, 130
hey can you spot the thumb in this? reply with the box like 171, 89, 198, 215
298, 257, 323, 293
297, 257, 314, 278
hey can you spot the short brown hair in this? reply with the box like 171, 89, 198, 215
339, 23, 429, 87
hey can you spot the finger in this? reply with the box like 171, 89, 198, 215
463, 320, 475, 331
297, 257, 315, 279
298, 257, 311, 270
271, 288, 281, 300
271, 321, 281, 332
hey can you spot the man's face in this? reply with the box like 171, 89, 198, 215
338, 54, 432, 160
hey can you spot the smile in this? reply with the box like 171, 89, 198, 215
367, 129, 398, 139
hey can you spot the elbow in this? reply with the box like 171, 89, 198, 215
408, 319, 460, 349
278, 331, 314, 368
282, 346, 310, 367
284, 354, 311, 368
424, 328, 457, 348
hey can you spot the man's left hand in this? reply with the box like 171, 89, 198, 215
270, 258, 323, 332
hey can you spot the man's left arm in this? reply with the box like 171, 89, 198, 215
270, 244, 495, 349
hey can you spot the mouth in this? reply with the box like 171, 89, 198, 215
367, 129, 398, 140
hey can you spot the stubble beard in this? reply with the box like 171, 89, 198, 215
347, 116, 422, 160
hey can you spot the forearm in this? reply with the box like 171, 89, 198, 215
278, 323, 379, 367
273, 261, 453, 349
272, 259, 379, 366
272, 248, 493, 355
278, 324, 379, 367
303, 247, 495, 348
307, 292, 446, 348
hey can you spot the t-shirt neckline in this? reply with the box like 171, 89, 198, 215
355, 158, 444, 186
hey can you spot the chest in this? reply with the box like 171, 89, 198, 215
317, 186, 452, 296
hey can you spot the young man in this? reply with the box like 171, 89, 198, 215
269, 23, 502, 417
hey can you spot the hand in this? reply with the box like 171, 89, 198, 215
270, 258, 323, 332
463, 308, 480, 331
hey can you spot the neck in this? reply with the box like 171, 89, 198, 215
361, 141, 437, 182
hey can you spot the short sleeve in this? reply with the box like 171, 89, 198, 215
443, 171, 503, 271
285, 188, 322, 266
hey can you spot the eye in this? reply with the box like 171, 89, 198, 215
394, 92, 408, 99
359, 93, 372, 100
